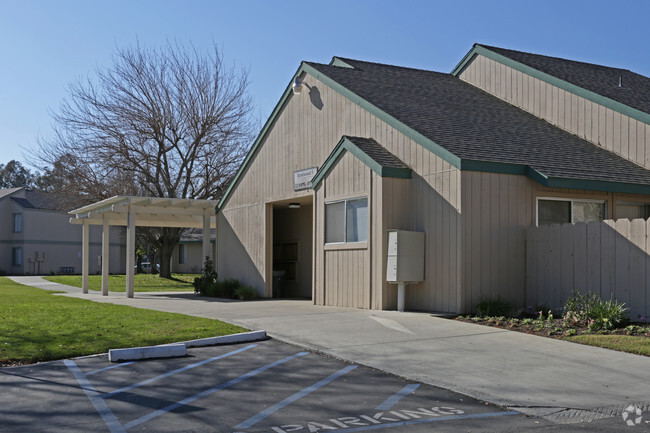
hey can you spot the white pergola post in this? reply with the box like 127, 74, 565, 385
82, 220, 89, 294
101, 214, 110, 296
202, 207, 211, 265
126, 206, 136, 298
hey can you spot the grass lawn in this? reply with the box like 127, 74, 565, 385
0, 277, 246, 365
563, 334, 650, 356
44, 273, 197, 292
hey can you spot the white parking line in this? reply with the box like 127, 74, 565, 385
86, 361, 136, 376
122, 351, 310, 430
375, 384, 420, 410
235, 365, 358, 429
64, 360, 125, 433
102, 344, 257, 399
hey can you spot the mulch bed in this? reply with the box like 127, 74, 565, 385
454, 316, 650, 339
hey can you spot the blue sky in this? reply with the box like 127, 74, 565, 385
1, 0, 649, 169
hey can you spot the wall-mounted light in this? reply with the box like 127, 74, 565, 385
292, 76, 303, 95
288, 203, 301, 209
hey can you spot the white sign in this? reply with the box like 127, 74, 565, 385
294, 167, 318, 191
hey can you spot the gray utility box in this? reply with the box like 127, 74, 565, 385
386, 230, 425, 283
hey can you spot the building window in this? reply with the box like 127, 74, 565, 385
13, 214, 22, 233
12, 247, 22, 266
178, 244, 187, 265
616, 202, 650, 220
537, 198, 606, 226
325, 197, 368, 243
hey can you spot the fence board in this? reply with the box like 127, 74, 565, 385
614, 219, 631, 305
630, 219, 645, 318
586, 221, 601, 293
549, 224, 563, 311
574, 223, 587, 292
526, 218, 649, 319
560, 224, 574, 310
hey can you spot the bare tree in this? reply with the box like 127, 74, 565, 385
35, 41, 255, 277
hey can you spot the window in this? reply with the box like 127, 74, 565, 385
616, 202, 650, 220
13, 214, 22, 233
178, 244, 187, 265
325, 197, 368, 244
12, 247, 22, 266
537, 198, 606, 226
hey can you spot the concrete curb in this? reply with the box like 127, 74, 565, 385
109, 343, 187, 362
108, 330, 267, 362
182, 330, 267, 348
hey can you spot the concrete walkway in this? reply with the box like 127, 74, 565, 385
10, 276, 650, 421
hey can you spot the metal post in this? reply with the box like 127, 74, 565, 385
397, 282, 406, 312
82, 220, 89, 294
126, 207, 135, 298
101, 215, 110, 296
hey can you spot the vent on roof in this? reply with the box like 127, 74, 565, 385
619, 75, 623, 88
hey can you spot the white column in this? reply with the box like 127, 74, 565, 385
126, 206, 136, 298
82, 220, 89, 294
101, 214, 110, 296
202, 208, 211, 265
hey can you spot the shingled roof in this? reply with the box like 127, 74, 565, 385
477, 44, 650, 116
307, 57, 650, 190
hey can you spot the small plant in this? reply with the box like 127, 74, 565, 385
475, 297, 513, 317
193, 257, 218, 296
235, 285, 257, 300
522, 318, 533, 325
564, 328, 577, 336
563, 291, 628, 331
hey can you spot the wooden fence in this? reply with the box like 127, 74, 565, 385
526, 219, 649, 319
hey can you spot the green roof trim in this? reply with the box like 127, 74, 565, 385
311, 137, 411, 188
451, 44, 650, 126
217, 60, 459, 213
330, 57, 355, 68
462, 158, 650, 195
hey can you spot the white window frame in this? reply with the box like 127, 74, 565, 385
324, 196, 368, 245
536, 197, 607, 227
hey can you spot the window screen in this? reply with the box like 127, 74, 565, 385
325, 201, 345, 243
538, 200, 571, 225
325, 197, 368, 244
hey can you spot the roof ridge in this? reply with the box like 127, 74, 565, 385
477, 43, 635, 75
326, 56, 440, 74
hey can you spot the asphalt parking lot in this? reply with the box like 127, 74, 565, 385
0, 339, 639, 432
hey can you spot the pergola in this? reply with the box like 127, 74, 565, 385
69, 196, 217, 297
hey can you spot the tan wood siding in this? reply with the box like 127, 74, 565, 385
461, 171, 534, 312
459, 54, 650, 169
220, 72, 462, 311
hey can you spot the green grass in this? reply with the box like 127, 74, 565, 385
564, 334, 650, 356
0, 277, 246, 364
44, 273, 197, 292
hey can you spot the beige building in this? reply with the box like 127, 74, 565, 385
216, 44, 650, 315
0, 188, 125, 275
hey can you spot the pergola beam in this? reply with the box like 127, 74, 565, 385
69, 195, 217, 298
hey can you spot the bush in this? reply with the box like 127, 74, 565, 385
193, 257, 218, 296
563, 291, 629, 331
474, 297, 514, 317
235, 285, 257, 300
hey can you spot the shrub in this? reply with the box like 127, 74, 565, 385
235, 285, 257, 300
193, 257, 218, 296
474, 297, 513, 317
564, 291, 629, 331
219, 279, 240, 298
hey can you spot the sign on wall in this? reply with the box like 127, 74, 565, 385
294, 167, 318, 191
